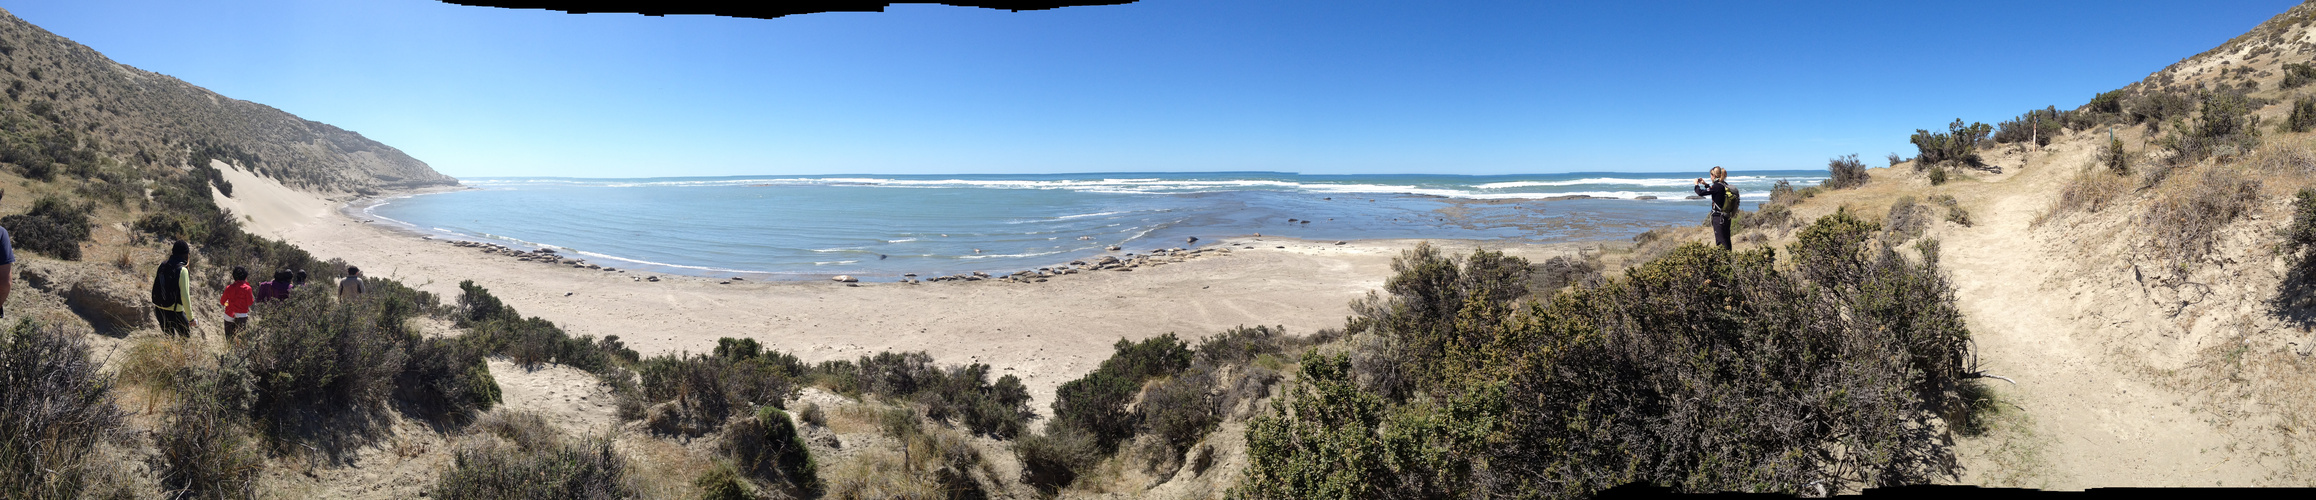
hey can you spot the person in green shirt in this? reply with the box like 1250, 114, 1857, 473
151, 240, 194, 336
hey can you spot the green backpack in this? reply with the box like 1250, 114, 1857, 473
1719, 186, 1741, 214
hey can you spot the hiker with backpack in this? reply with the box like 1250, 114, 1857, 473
1693, 166, 1739, 251
151, 240, 195, 336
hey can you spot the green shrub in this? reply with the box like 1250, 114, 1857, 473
2100, 135, 2130, 174
1140, 366, 1219, 453
694, 463, 757, 500
2288, 97, 2316, 134
2158, 91, 2263, 164
1244, 211, 1978, 496
2285, 62, 2316, 90
1049, 369, 1139, 449
1194, 325, 1287, 366
721, 406, 820, 496
1824, 153, 1870, 189
798, 402, 825, 427
1, 195, 92, 260
237, 284, 410, 431
157, 359, 262, 500
1909, 119, 1992, 169
1929, 165, 1950, 185
0, 320, 129, 499
1014, 426, 1102, 494
398, 336, 501, 421
1743, 202, 1793, 232
2087, 89, 2126, 114
1886, 152, 1905, 167
1347, 243, 1531, 398
1994, 106, 2066, 147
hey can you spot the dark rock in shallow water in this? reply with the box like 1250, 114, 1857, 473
1685, 195, 1704, 200
1635, 195, 1657, 200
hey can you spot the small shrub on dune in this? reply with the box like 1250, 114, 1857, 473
2286, 96, 2316, 133
1885, 196, 1933, 241
1824, 153, 1870, 189
430, 431, 633, 500
399, 336, 501, 421
798, 402, 826, 428
1195, 325, 1288, 366
2038, 164, 2134, 226
157, 358, 262, 500
1013, 425, 1102, 494
2145, 166, 2263, 271
693, 463, 757, 500
721, 406, 821, 495
0, 320, 130, 498
1931, 194, 1972, 227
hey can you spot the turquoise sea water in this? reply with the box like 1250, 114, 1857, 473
363, 171, 1823, 281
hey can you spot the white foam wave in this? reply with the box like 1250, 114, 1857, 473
570, 249, 765, 274
957, 250, 1069, 259
887, 238, 918, 243
463, 174, 1824, 200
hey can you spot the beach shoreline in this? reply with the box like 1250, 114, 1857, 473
224, 164, 1613, 406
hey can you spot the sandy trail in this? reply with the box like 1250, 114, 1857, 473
1942, 170, 2266, 487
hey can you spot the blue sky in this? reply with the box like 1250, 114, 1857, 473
8, 0, 2302, 177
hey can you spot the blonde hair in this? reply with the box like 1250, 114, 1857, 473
1709, 166, 1727, 181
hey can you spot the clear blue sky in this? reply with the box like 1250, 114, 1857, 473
8, 0, 2303, 177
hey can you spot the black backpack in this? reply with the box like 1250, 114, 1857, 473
151, 262, 182, 308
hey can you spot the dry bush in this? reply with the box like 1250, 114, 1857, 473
1930, 194, 1972, 227
1532, 254, 1603, 293
2273, 188, 2316, 327
2037, 166, 2134, 226
156, 358, 262, 500
0, 320, 132, 499
2144, 166, 2263, 269
2250, 144, 2316, 175
119, 335, 196, 397
822, 449, 945, 499
1824, 154, 1871, 189
431, 418, 633, 500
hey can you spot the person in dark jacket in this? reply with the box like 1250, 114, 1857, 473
1693, 166, 1733, 251
151, 240, 194, 336
255, 269, 295, 304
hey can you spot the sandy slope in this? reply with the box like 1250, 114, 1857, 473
211, 162, 1587, 408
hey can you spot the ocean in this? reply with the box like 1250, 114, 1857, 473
360, 171, 1824, 281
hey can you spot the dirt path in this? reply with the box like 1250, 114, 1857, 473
1941, 175, 2267, 487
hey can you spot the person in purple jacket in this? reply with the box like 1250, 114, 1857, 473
255, 269, 295, 304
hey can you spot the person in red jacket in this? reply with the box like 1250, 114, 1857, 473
220, 266, 254, 338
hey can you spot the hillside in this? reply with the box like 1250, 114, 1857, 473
7, 2, 2316, 499
0, 8, 454, 193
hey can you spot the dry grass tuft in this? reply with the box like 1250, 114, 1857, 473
2143, 165, 2263, 270
2035, 165, 2135, 227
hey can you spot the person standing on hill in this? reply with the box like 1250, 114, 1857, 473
1693, 166, 1735, 251
219, 266, 253, 337
151, 240, 194, 336
255, 269, 294, 304
0, 220, 15, 318
338, 266, 365, 300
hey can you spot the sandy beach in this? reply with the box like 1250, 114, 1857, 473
213, 163, 1595, 405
